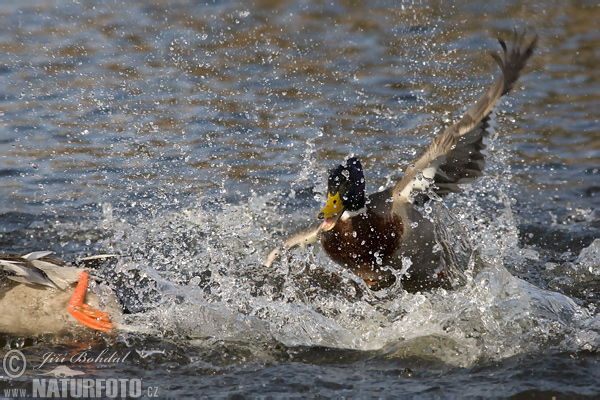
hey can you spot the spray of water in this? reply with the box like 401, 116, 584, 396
93, 148, 599, 367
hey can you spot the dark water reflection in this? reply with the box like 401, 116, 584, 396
1, 0, 599, 397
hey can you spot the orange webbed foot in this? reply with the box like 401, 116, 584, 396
68, 271, 114, 333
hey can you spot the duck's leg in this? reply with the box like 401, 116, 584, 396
68, 271, 114, 333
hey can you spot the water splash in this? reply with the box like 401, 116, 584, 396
94, 179, 598, 368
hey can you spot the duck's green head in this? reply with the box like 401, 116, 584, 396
317, 157, 366, 230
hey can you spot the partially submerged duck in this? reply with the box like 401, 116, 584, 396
265, 33, 538, 291
0, 251, 118, 335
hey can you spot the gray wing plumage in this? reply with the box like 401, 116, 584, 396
432, 115, 490, 196
395, 33, 537, 203
0, 252, 118, 290
0, 252, 62, 290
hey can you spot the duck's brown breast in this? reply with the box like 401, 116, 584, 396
320, 210, 403, 276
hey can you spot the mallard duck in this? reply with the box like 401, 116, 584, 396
0, 251, 117, 335
265, 33, 538, 291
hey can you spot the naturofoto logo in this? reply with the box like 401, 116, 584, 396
2, 349, 158, 398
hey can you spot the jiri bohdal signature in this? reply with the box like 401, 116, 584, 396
35, 349, 132, 370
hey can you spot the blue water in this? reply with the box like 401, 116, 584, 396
1, 0, 599, 398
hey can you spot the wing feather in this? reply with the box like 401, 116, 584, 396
395, 33, 537, 203
263, 225, 322, 267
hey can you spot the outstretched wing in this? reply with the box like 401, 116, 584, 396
395, 32, 537, 203
263, 225, 322, 267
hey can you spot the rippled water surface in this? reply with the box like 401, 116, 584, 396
1, 0, 599, 398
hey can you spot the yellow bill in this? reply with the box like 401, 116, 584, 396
317, 192, 343, 231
